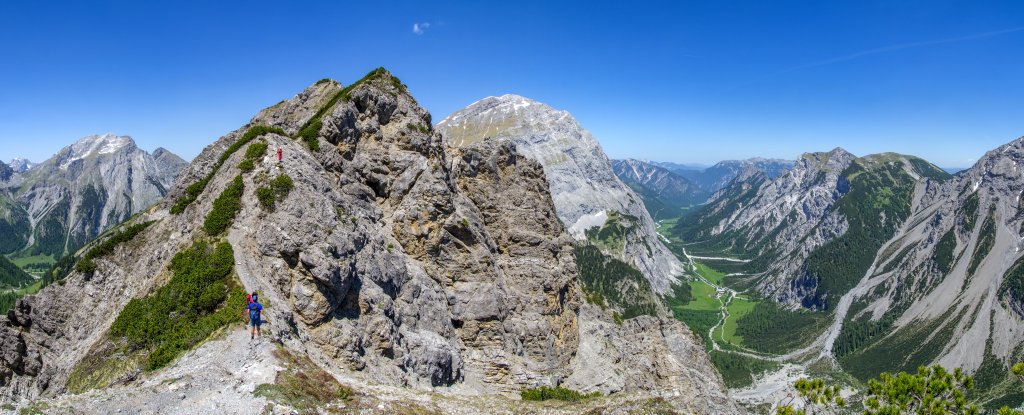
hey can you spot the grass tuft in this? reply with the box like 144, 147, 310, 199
520, 386, 600, 402
254, 347, 352, 412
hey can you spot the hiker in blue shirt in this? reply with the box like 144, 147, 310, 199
246, 291, 263, 340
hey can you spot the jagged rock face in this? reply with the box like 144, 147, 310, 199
833, 137, 1024, 378
437, 95, 682, 293
612, 159, 708, 218
0, 72, 737, 412
669, 158, 796, 193
0, 134, 187, 258
6, 159, 35, 174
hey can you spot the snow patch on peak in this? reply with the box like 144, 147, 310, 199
60, 133, 135, 170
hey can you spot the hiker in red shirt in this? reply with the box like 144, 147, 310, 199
277, 148, 282, 162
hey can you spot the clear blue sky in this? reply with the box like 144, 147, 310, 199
2, 1, 1023, 168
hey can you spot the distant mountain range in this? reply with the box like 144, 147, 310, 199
6, 158, 35, 173
0, 134, 187, 275
656, 158, 796, 193
611, 159, 707, 220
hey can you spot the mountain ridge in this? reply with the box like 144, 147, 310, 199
0, 70, 737, 413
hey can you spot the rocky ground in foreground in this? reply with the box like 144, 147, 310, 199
8, 326, 700, 415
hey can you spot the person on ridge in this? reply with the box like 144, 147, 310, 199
246, 291, 263, 340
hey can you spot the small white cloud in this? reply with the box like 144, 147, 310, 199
413, 22, 431, 35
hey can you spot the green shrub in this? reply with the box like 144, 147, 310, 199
110, 241, 243, 370
171, 125, 285, 214
203, 176, 244, 236
406, 123, 430, 134
256, 187, 275, 209
238, 159, 254, 172
74, 221, 155, 273
270, 174, 294, 195
520, 386, 600, 402
256, 174, 295, 210
74, 257, 97, 274
244, 141, 268, 160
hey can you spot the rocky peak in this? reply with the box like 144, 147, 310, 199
6, 158, 34, 173
0, 133, 186, 259
438, 94, 684, 293
0, 161, 13, 182
53, 133, 136, 171
797, 147, 856, 174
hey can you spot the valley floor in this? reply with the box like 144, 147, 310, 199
655, 219, 859, 410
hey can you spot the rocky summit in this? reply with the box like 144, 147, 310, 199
437, 95, 683, 293
6, 159, 35, 174
0, 70, 736, 414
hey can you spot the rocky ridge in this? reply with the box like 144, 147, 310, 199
0, 70, 736, 413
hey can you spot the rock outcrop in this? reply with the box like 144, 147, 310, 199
438, 95, 683, 293
0, 70, 737, 413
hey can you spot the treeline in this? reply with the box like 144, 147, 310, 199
0, 256, 32, 288
832, 313, 895, 359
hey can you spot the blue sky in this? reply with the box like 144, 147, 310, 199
1, 1, 1023, 168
